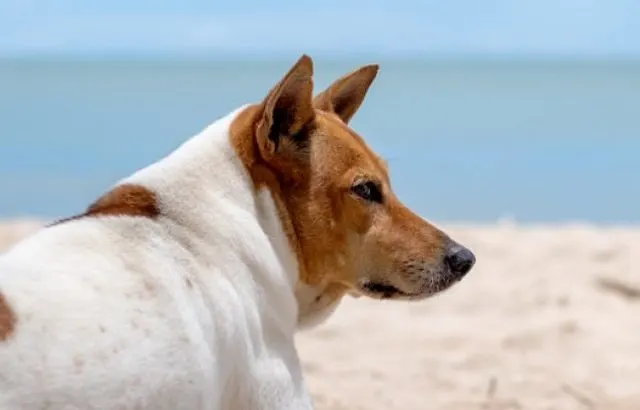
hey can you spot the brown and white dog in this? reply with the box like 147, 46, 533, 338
0, 55, 475, 410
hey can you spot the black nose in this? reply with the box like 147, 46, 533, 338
445, 245, 476, 276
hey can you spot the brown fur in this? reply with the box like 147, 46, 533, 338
0, 293, 16, 341
230, 55, 452, 305
84, 184, 159, 218
50, 184, 159, 226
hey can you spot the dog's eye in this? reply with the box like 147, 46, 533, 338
351, 181, 383, 203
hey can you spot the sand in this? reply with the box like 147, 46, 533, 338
1, 219, 639, 409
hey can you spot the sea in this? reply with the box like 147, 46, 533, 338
1, 57, 639, 224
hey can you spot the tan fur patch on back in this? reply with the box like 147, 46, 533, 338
85, 184, 159, 218
50, 183, 159, 226
0, 293, 16, 341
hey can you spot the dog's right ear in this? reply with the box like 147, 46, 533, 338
313, 64, 379, 124
255, 55, 315, 160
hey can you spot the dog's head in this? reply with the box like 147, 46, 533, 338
231, 55, 475, 324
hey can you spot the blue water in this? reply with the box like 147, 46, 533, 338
1, 58, 639, 223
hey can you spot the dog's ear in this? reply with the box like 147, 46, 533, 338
255, 54, 315, 158
313, 64, 379, 124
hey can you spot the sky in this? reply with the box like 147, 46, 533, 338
0, 0, 639, 57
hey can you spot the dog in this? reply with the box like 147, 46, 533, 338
0, 54, 475, 409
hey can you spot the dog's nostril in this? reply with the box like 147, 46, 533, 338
445, 246, 476, 276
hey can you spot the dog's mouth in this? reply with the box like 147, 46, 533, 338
360, 281, 422, 300
358, 274, 461, 301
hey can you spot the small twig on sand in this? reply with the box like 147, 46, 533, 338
596, 277, 640, 301
562, 384, 596, 409
486, 376, 498, 400
481, 377, 523, 409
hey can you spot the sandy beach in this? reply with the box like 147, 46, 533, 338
2, 219, 639, 409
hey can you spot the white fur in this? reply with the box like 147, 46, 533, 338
0, 106, 325, 410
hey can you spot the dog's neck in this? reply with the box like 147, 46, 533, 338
126, 108, 265, 239
122, 106, 337, 329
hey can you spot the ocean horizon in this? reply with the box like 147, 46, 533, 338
1, 56, 639, 224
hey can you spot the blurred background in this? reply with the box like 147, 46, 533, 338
1, 0, 639, 223
1, 2, 640, 409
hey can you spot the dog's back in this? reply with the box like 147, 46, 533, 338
0, 218, 220, 410
0, 104, 308, 409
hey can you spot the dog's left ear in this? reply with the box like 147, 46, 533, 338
314, 64, 379, 124
255, 54, 315, 158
